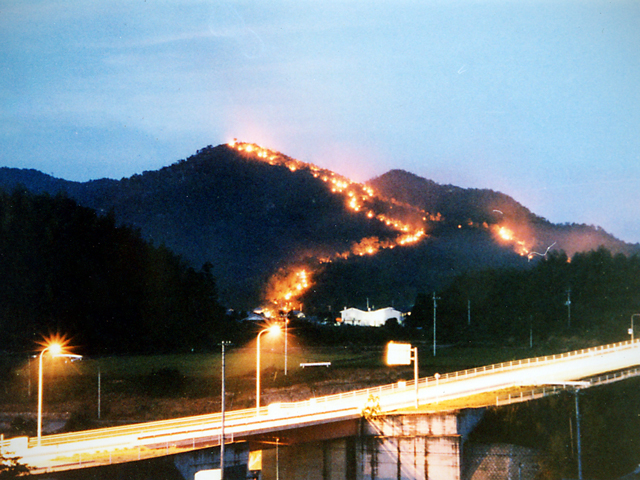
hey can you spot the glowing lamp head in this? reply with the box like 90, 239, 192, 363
48, 343, 63, 356
268, 324, 281, 335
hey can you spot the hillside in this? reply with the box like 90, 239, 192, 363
0, 142, 636, 310
0, 190, 225, 353
368, 169, 635, 259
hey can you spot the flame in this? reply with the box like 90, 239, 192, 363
491, 224, 535, 258
227, 140, 442, 312
227, 139, 560, 309
498, 226, 514, 242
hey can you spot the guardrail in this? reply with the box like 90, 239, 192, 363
494, 365, 640, 407
274, 339, 640, 413
17, 339, 640, 460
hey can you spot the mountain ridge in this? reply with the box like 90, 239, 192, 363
0, 142, 636, 310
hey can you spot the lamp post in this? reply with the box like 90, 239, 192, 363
574, 389, 583, 480
284, 317, 288, 376
37, 342, 81, 446
256, 325, 281, 415
432, 292, 440, 357
219, 340, 232, 479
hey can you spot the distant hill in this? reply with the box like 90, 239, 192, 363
368, 169, 635, 259
0, 143, 636, 310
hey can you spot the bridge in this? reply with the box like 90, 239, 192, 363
3, 340, 640, 479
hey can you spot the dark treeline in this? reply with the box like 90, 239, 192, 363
409, 248, 640, 346
0, 189, 227, 354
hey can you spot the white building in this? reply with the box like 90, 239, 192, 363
340, 307, 403, 327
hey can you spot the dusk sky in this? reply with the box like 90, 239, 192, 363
2, 1, 639, 243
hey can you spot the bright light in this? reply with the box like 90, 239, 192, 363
38, 333, 73, 357
498, 226, 514, 241
386, 341, 413, 365
49, 343, 63, 356
230, 139, 439, 313
267, 324, 281, 335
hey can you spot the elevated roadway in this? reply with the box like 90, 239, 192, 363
3, 339, 640, 474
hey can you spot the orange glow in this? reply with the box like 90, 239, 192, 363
37, 333, 73, 356
492, 224, 535, 258
498, 226, 514, 241
228, 140, 443, 311
266, 324, 281, 335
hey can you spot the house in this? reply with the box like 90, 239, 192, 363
242, 311, 267, 322
340, 307, 403, 327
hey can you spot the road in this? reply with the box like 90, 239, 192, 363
3, 339, 640, 474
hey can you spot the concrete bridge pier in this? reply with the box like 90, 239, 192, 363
32, 442, 250, 480
260, 409, 484, 480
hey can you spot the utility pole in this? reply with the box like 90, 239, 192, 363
566, 288, 572, 328
220, 340, 232, 479
630, 314, 640, 341
283, 314, 288, 376
97, 367, 101, 420
575, 389, 583, 480
467, 299, 471, 326
433, 292, 440, 356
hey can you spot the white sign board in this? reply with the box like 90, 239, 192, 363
386, 342, 412, 365
194, 469, 221, 480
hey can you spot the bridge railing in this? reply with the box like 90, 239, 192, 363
494, 365, 640, 407
274, 339, 640, 413
20, 340, 640, 452
421, 338, 639, 387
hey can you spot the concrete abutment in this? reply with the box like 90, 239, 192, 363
261, 409, 485, 480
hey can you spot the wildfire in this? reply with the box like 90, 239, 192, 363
498, 226, 514, 242
227, 140, 547, 311
492, 224, 534, 258
263, 268, 311, 315
227, 139, 438, 312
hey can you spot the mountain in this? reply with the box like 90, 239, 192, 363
368, 169, 634, 259
0, 142, 636, 311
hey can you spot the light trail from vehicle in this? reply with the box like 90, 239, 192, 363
5, 340, 639, 474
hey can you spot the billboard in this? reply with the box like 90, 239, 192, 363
386, 341, 413, 365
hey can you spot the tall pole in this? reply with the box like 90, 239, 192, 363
432, 292, 440, 357
529, 325, 533, 349
28, 355, 32, 399
284, 318, 288, 376
566, 288, 572, 328
37, 348, 47, 446
97, 367, 101, 420
256, 331, 262, 414
36, 342, 80, 447
413, 347, 419, 408
575, 390, 583, 480
220, 341, 231, 479
256, 325, 280, 415
631, 314, 640, 341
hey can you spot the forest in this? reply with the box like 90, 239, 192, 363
2, 186, 640, 355
0, 189, 227, 354
409, 248, 640, 348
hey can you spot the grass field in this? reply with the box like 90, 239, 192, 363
0, 337, 595, 433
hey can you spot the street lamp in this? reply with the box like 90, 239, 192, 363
256, 325, 281, 415
37, 340, 81, 446
219, 340, 232, 480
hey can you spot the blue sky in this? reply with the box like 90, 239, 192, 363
2, 0, 639, 242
